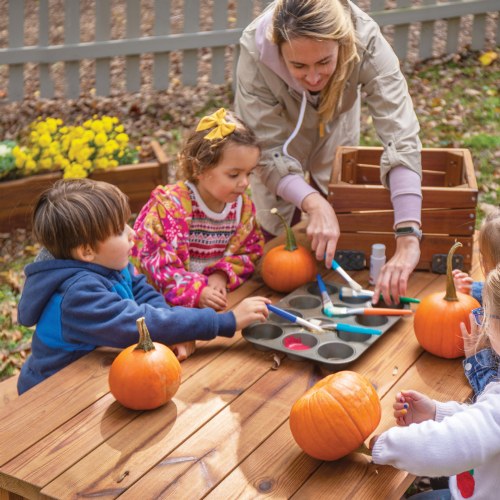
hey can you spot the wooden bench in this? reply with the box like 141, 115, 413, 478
0, 374, 19, 411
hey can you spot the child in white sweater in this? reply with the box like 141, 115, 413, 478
370, 264, 500, 500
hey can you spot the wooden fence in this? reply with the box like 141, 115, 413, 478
0, 0, 498, 102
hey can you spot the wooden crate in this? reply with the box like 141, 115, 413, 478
328, 146, 478, 272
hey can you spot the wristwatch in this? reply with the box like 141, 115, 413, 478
395, 226, 422, 241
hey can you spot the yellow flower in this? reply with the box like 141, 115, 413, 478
38, 133, 52, 148
95, 157, 109, 169
39, 157, 53, 170
94, 132, 108, 147
115, 133, 129, 144
90, 121, 104, 134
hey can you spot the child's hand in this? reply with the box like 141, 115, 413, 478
233, 296, 271, 330
393, 389, 436, 426
460, 313, 489, 357
207, 271, 228, 296
199, 286, 228, 311
452, 269, 473, 295
170, 341, 196, 361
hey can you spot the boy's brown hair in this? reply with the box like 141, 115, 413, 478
32, 178, 131, 259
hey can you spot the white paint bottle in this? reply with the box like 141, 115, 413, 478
369, 243, 386, 286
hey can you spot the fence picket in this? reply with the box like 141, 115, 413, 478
154, 0, 171, 91
39, 0, 55, 99
471, 13, 487, 50
95, 0, 112, 97
183, 0, 200, 85
64, 0, 81, 99
7, 0, 24, 101
126, 0, 141, 93
212, 0, 228, 85
393, 0, 411, 60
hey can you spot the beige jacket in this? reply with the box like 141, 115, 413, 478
235, 1, 422, 235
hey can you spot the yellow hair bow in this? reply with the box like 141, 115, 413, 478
195, 108, 236, 141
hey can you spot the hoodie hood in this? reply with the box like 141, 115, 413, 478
255, 8, 306, 95
18, 257, 120, 326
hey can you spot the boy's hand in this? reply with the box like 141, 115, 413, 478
170, 341, 196, 361
233, 296, 271, 331
452, 269, 473, 295
199, 286, 227, 311
393, 389, 436, 426
460, 313, 489, 357
207, 271, 228, 296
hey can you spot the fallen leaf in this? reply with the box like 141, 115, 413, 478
392, 366, 398, 376
479, 51, 498, 66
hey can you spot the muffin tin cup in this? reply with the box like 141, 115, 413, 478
242, 280, 409, 370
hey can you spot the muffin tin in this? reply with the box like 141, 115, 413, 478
242, 280, 409, 371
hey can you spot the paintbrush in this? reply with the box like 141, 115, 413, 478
339, 287, 421, 304
316, 274, 336, 317
331, 259, 363, 292
324, 305, 414, 317
267, 304, 382, 336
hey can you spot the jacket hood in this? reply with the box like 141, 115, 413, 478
255, 8, 306, 95
18, 256, 120, 326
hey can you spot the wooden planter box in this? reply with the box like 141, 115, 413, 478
328, 146, 478, 272
0, 141, 169, 233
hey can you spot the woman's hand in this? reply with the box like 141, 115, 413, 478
301, 193, 340, 269
460, 313, 489, 357
393, 389, 436, 426
373, 235, 420, 304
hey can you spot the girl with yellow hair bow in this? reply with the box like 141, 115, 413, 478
132, 108, 265, 358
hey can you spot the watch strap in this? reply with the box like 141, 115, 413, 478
395, 226, 422, 240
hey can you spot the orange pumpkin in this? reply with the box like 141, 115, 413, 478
109, 317, 182, 410
414, 242, 480, 358
289, 371, 381, 461
261, 208, 317, 292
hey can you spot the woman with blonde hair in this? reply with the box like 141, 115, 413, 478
235, 0, 422, 304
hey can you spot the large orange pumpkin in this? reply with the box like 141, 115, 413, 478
261, 208, 317, 292
289, 371, 381, 461
109, 317, 182, 410
414, 242, 480, 358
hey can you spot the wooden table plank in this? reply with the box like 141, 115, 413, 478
0, 349, 116, 466
39, 340, 287, 499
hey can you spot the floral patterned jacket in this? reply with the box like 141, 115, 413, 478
131, 181, 264, 307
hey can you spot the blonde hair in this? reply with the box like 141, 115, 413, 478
177, 112, 260, 182
271, 0, 359, 122
481, 264, 500, 351
478, 207, 500, 275
33, 178, 131, 259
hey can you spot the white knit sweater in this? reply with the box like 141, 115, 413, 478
372, 382, 500, 499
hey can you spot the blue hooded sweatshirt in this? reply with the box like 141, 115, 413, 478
17, 257, 236, 394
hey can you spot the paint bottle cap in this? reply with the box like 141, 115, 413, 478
371, 243, 386, 258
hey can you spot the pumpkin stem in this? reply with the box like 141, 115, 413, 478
355, 442, 372, 456
135, 317, 156, 352
444, 241, 462, 301
271, 207, 297, 252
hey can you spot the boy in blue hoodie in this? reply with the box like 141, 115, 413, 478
17, 178, 270, 394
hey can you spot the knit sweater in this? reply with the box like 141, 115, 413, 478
131, 181, 264, 307
372, 381, 500, 499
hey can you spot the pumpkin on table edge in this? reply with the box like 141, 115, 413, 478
261, 208, 317, 293
289, 371, 381, 461
413, 241, 480, 359
108, 317, 182, 410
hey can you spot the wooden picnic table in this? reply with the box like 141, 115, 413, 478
0, 223, 481, 500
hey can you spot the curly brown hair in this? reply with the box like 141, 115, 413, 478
177, 111, 260, 182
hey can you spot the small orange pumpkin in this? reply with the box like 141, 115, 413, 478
261, 208, 317, 292
109, 317, 182, 410
289, 371, 381, 461
413, 242, 480, 359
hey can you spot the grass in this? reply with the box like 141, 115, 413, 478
0, 49, 498, 380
